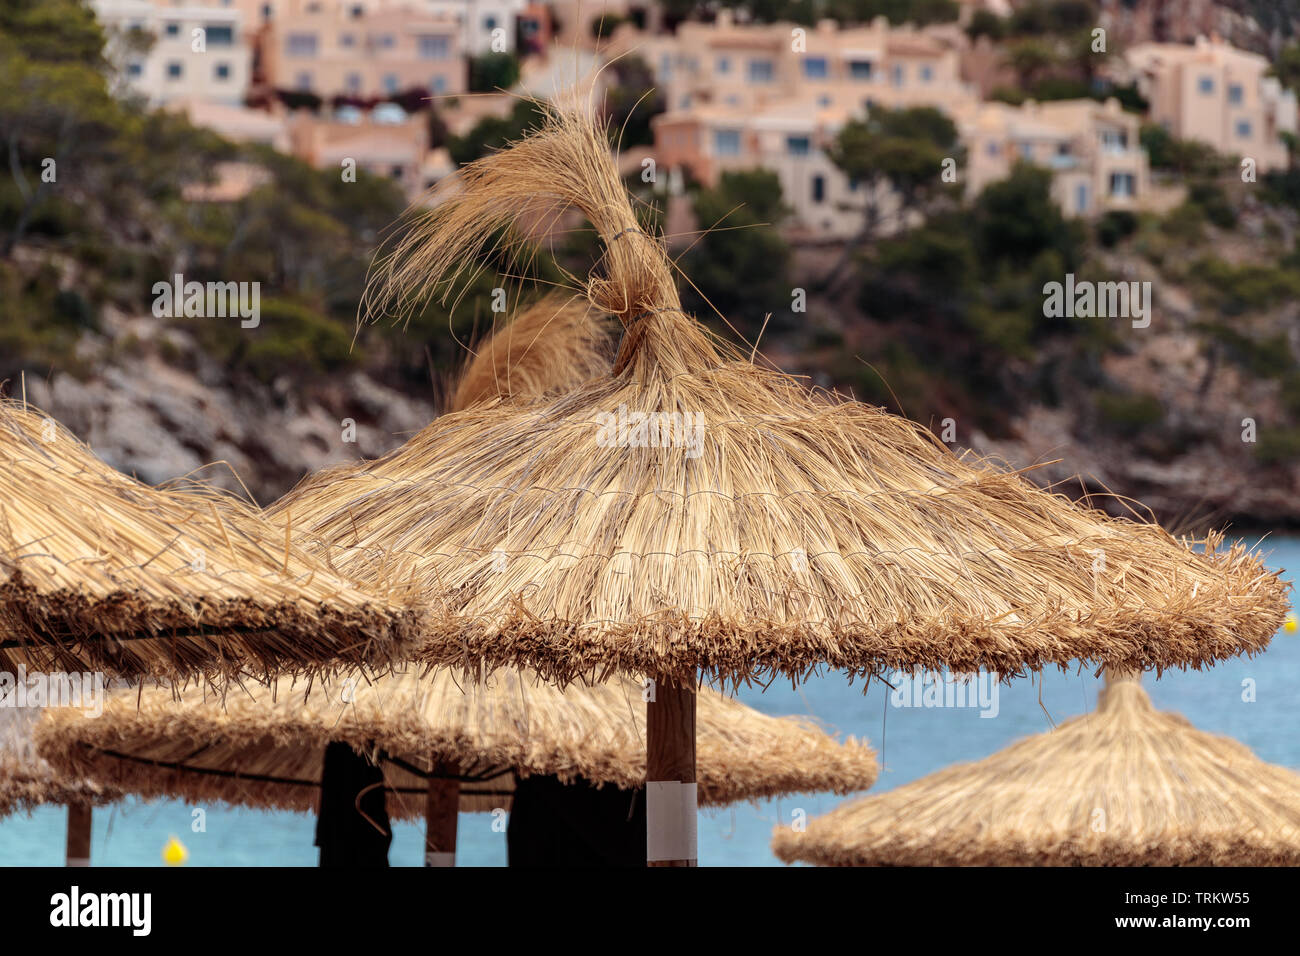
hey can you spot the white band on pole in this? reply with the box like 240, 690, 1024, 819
67, 857, 90, 867
424, 851, 455, 867
646, 781, 698, 862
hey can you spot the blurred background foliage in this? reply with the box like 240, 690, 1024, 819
2, 0, 1300, 482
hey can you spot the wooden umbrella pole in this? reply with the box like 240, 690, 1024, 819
65, 802, 91, 867
424, 761, 460, 867
646, 677, 697, 867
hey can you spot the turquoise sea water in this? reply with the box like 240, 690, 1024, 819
1, 536, 1295, 867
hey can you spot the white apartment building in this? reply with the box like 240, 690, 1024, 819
1126, 36, 1298, 172
262, 3, 465, 98
224, 0, 523, 54
654, 99, 901, 241
618, 13, 978, 117
960, 98, 1155, 216
92, 0, 253, 105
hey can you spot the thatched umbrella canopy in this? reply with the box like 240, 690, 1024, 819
342, 107, 1286, 687
448, 293, 613, 412
1, 705, 116, 819
772, 675, 1300, 866
298, 106, 1285, 863
0, 399, 422, 679
2, 704, 118, 866
35, 669, 878, 817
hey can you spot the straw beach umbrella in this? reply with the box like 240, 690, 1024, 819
1, 704, 118, 865
0, 399, 422, 680
292, 106, 1288, 864
299, 106, 1289, 864
34, 295, 876, 867
35, 668, 879, 864
772, 674, 1300, 866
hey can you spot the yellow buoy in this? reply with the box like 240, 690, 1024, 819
162, 836, 189, 866
1285, 615, 1297, 634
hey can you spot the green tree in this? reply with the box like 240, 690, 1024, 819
824, 106, 961, 289
680, 169, 792, 338
0, 3, 120, 255
1273, 39, 1300, 94
447, 99, 544, 166
469, 52, 521, 93
603, 56, 665, 150
972, 161, 1079, 268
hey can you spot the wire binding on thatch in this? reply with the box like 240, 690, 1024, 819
0, 400, 423, 680
35, 670, 878, 818
1, 706, 117, 817
287, 105, 1292, 689
772, 677, 1300, 866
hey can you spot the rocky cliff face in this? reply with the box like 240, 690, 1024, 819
1098, 0, 1296, 54
18, 307, 437, 507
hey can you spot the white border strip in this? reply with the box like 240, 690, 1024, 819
647, 781, 698, 862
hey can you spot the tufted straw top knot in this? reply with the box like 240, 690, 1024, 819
336, 105, 1286, 690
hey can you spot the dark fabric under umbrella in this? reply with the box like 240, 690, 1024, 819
315, 741, 392, 867
507, 774, 646, 868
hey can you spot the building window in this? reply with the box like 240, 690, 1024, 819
787, 135, 811, 156
419, 35, 450, 59
713, 128, 741, 156
1236, 119, 1252, 138
818, 95, 831, 107
716, 56, 730, 74
346, 72, 362, 93
205, 24, 234, 45
286, 33, 318, 56
340, 33, 355, 47
849, 60, 873, 80
295, 71, 313, 90
1228, 83, 1243, 105
892, 64, 904, 86
432, 74, 447, 93
164, 22, 180, 37
166, 61, 183, 79
350, 4, 363, 17
126, 60, 143, 77
1019, 142, 1034, 159
1075, 183, 1089, 213
374, 33, 396, 49
803, 57, 828, 80
1100, 128, 1128, 151
748, 59, 774, 83
1198, 75, 1214, 95
920, 64, 933, 82
811, 174, 825, 203
383, 73, 399, 93
214, 62, 230, 80
261, 4, 272, 19
985, 141, 999, 157
1109, 172, 1135, 197
484, 16, 497, 30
